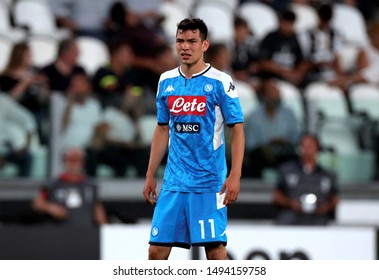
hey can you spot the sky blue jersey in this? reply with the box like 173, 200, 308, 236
156, 64, 244, 192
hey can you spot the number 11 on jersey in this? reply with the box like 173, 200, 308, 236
198, 219, 216, 239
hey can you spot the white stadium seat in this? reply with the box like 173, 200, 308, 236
77, 36, 109, 76
238, 2, 278, 40
192, 0, 234, 43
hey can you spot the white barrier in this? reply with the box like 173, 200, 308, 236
101, 224, 377, 260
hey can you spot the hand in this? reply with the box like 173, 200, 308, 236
220, 174, 240, 206
290, 200, 302, 212
316, 202, 331, 215
143, 177, 157, 205
48, 204, 68, 219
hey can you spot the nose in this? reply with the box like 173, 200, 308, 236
180, 41, 189, 50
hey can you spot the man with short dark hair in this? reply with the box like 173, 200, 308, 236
258, 9, 308, 86
143, 18, 245, 260
41, 38, 86, 92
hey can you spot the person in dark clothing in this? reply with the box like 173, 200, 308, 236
32, 148, 107, 227
92, 40, 137, 109
0, 42, 50, 144
258, 9, 308, 87
41, 38, 86, 93
273, 134, 339, 225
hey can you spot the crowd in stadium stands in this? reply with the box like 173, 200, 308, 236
0, 0, 378, 181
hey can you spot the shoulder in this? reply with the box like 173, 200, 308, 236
74, 65, 86, 74
279, 160, 300, 173
204, 67, 238, 97
159, 67, 180, 82
316, 165, 336, 179
41, 63, 55, 72
204, 67, 232, 82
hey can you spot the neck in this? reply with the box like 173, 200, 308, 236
63, 171, 83, 182
181, 61, 207, 78
318, 22, 330, 31
56, 59, 73, 74
302, 157, 317, 170
111, 61, 125, 75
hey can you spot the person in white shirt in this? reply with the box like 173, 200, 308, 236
60, 73, 102, 152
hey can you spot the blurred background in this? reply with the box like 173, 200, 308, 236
0, 0, 378, 260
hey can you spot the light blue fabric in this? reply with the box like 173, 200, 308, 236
156, 65, 244, 192
245, 103, 299, 150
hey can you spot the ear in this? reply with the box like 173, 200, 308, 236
202, 39, 210, 52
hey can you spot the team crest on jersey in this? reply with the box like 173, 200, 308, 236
174, 122, 201, 133
151, 226, 159, 237
168, 96, 206, 115
204, 83, 213, 92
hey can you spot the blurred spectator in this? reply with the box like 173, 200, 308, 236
258, 9, 308, 87
134, 43, 179, 92
299, 3, 347, 88
48, 0, 116, 42
60, 73, 102, 152
85, 95, 149, 178
92, 40, 137, 109
205, 43, 232, 73
122, 0, 165, 35
132, 43, 179, 114
0, 42, 49, 144
41, 38, 86, 92
358, 21, 379, 86
229, 16, 260, 90
244, 79, 299, 178
273, 134, 339, 225
107, 2, 166, 76
323, 0, 378, 23
0, 93, 35, 177
32, 148, 107, 227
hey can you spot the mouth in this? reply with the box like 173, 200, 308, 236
181, 53, 191, 59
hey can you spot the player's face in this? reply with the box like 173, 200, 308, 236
175, 29, 209, 67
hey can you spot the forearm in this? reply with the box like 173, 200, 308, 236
8, 80, 30, 100
229, 123, 245, 178
259, 60, 288, 76
95, 203, 108, 225
145, 125, 169, 178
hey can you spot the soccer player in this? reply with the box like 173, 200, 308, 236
143, 18, 245, 260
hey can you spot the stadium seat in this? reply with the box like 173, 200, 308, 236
0, 0, 27, 42
277, 80, 305, 130
209, 0, 239, 10
238, 2, 278, 40
336, 42, 362, 73
349, 83, 379, 121
291, 3, 318, 32
332, 3, 369, 46
234, 80, 258, 119
192, 0, 234, 43
304, 81, 349, 120
173, 0, 196, 10
137, 115, 157, 146
76, 36, 109, 76
159, 1, 189, 42
317, 120, 376, 183
13, 0, 70, 40
28, 35, 58, 68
